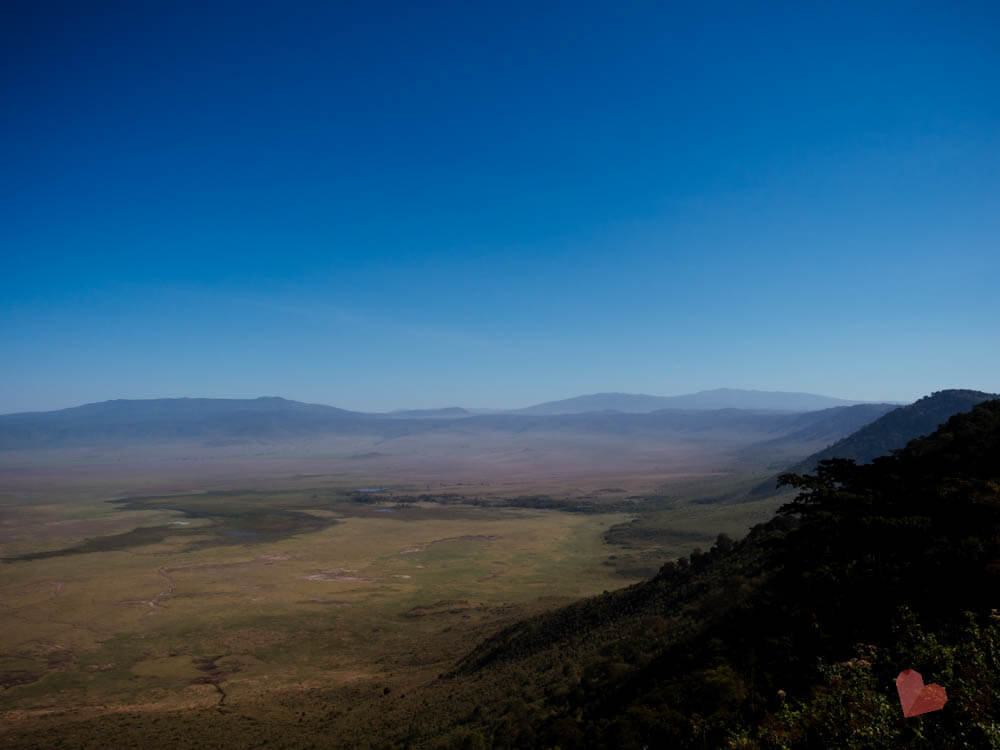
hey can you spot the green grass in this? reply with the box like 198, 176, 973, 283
0, 475, 788, 747
0, 489, 633, 712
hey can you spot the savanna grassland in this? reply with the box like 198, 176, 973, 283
0, 455, 784, 748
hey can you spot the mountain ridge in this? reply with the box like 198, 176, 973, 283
0, 395, 901, 457
515, 388, 894, 415
1, 388, 897, 420
746, 388, 1000, 498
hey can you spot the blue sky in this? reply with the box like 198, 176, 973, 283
2, 1, 998, 413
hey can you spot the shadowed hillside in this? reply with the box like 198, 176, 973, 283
786, 388, 998, 471
403, 399, 1000, 748
747, 389, 998, 499
736, 402, 897, 465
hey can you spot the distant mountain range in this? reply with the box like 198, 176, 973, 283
0, 396, 372, 449
1, 388, 892, 422
0, 392, 901, 454
514, 388, 883, 415
17, 390, 994, 475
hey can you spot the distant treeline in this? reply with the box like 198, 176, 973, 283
351, 492, 630, 513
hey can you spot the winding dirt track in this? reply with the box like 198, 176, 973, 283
120, 567, 175, 614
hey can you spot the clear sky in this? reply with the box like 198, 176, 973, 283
2, 1, 998, 413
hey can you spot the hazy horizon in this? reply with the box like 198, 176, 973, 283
0, 385, 919, 417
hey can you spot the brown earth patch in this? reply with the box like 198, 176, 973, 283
399, 534, 498, 554
304, 568, 377, 582
163, 552, 289, 575
401, 599, 473, 618
15, 643, 75, 670
256, 553, 289, 563
0, 670, 42, 689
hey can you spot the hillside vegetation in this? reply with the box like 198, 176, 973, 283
788, 388, 997, 471
409, 399, 1000, 748
747, 388, 998, 499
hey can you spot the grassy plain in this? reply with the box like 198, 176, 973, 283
0, 455, 783, 747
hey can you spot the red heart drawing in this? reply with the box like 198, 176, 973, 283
896, 669, 947, 717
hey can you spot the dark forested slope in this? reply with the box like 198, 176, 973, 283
424, 399, 1000, 749
747, 388, 998, 498
788, 388, 997, 471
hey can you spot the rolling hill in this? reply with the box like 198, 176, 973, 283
745, 388, 999, 498
0, 396, 374, 448
786, 388, 999, 471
